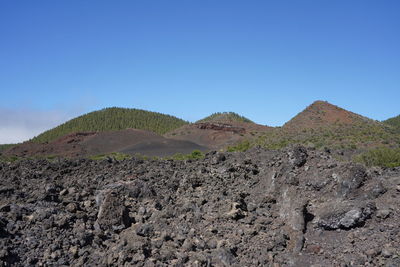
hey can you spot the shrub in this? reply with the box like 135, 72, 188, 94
0, 144, 16, 153
168, 150, 205, 161
0, 155, 20, 163
170, 153, 186, 160
190, 150, 204, 159
354, 147, 400, 167
90, 152, 132, 161
227, 140, 251, 152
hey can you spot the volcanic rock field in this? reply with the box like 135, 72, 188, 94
1, 146, 399, 266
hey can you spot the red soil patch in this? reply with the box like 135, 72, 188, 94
196, 122, 246, 134
52, 132, 97, 145
165, 121, 272, 150
3, 132, 97, 158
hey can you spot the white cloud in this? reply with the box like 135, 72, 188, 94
0, 108, 76, 144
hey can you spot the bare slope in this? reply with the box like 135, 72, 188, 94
4, 129, 207, 158
283, 100, 373, 130
165, 113, 272, 149
120, 139, 208, 157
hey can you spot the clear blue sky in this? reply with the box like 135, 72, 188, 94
0, 1, 399, 143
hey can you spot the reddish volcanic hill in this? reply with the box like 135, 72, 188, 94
283, 100, 373, 131
4, 129, 208, 158
165, 121, 272, 150
3, 132, 97, 158
4, 101, 394, 159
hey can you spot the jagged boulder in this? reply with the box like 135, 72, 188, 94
95, 180, 156, 231
288, 145, 308, 167
316, 201, 376, 230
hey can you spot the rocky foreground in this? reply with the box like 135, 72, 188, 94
0, 147, 399, 266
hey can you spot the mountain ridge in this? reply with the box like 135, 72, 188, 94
3, 100, 399, 158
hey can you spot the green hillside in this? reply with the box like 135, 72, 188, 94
384, 115, 400, 133
246, 101, 400, 151
229, 120, 400, 152
31, 107, 189, 143
197, 112, 253, 123
258, 122, 399, 150
0, 144, 16, 153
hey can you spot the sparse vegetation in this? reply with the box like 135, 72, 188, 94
0, 155, 20, 163
0, 144, 16, 153
102, 150, 206, 161
227, 140, 252, 152
31, 107, 189, 143
384, 114, 400, 133
228, 121, 400, 152
167, 150, 205, 161
89, 152, 132, 161
354, 147, 400, 167
197, 112, 253, 123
